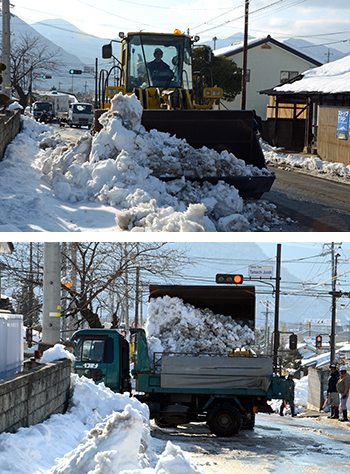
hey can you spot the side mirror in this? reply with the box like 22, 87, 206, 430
102, 44, 112, 59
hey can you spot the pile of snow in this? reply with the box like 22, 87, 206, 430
0, 374, 203, 474
0, 93, 285, 232
145, 295, 255, 358
39, 343, 75, 364
262, 140, 350, 182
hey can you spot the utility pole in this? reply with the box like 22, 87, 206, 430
264, 300, 270, 354
324, 242, 341, 364
42, 243, 61, 345
135, 267, 140, 328
1, 0, 11, 95
273, 243, 281, 372
241, 0, 249, 110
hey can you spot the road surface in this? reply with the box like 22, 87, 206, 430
264, 166, 350, 232
151, 413, 350, 473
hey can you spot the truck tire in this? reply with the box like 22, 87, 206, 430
207, 404, 242, 437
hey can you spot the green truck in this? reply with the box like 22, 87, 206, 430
71, 284, 286, 437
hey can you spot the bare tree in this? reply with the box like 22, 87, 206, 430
9, 33, 64, 109
61, 242, 193, 329
1, 242, 193, 333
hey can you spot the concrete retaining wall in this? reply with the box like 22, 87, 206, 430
0, 109, 22, 160
0, 359, 72, 434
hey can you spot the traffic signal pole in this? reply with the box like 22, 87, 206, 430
273, 244, 281, 372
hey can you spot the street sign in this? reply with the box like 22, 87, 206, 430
248, 265, 274, 277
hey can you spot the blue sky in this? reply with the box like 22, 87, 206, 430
11, 0, 350, 53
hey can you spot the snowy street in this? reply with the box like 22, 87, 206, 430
151, 412, 350, 474
1, 93, 349, 233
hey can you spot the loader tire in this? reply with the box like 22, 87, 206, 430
207, 403, 242, 437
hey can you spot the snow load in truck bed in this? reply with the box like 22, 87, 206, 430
145, 295, 255, 356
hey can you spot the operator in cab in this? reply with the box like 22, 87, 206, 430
147, 48, 170, 74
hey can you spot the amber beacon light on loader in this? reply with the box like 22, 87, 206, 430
97, 30, 275, 199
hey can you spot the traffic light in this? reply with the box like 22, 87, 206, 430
0, 62, 6, 84
289, 334, 298, 350
42, 75, 52, 79
216, 274, 244, 284
26, 327, 32, 346
69, 69, 82, 74
316, 335, 322, 348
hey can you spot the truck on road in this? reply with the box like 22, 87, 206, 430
71, 283, 285, 437
66, 102, 94, 129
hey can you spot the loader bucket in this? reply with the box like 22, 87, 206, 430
141, 109, 265, 167
141, 109, 275, 199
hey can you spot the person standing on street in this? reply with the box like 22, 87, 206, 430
328, 364, 340, 419
336, 365, 350, 422
280, 373, 296, 417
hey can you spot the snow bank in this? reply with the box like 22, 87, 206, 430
39, 343, 75, 364
262, 140, 350, 181
0, 374, 203, 474
145, 295, 255, 358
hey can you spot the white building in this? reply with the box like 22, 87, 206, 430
214, 35, 321, 118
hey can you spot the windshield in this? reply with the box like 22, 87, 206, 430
75, 337, 114, 363
125, 33, 192, 91
72, 104, 93, 114
34, 102, 52, 111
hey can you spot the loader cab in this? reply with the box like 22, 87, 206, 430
120, 32, 193, 92
71, 329, 131, 393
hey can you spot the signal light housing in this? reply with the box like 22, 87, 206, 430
216, 274, 243, 284
316, 335, 322, 348
289, 334, 298, 350
69, 69, 82, 74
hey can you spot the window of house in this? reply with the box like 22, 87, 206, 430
280, 71, 298, 83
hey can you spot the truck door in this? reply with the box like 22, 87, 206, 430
74, 335, 116, 388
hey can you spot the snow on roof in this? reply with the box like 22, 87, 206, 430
273, 54, 350, 94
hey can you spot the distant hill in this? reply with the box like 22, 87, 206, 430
204, 32, 349, 65
31, 19, 110, 67
1, 15, 113, 94
284, 38, 348, 64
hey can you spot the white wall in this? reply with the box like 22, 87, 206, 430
0, 313, 23, 379
221, 42, 318, 119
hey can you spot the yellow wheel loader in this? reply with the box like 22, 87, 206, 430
98, 31, 275, 199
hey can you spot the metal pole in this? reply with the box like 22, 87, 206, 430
42, 243, 61, 345
273, 243, 281, 371
241, 0, 249, 110
135, 267, 139, 328
330, 244, 339, 364
1, 0, 11, 95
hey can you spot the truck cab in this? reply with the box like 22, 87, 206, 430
71, 329, 131, 393
33, 101, 54, 122
68, 103, 94, 129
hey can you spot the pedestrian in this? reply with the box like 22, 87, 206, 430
336, 365, 350, 422
280, 373, 296, 417
327, 364, 339, 419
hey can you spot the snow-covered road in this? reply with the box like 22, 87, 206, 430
153, 413, 350, 474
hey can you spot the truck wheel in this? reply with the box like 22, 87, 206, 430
207, 404, 242, 437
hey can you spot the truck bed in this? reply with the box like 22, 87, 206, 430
160, 355, 273, 392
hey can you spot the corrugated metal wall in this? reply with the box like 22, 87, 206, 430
318, 106, 350, 165
0, 313, 23, 379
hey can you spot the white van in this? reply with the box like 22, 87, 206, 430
68, 103, 94, 129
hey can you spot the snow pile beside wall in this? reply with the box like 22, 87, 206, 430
145, 295, 255, 358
